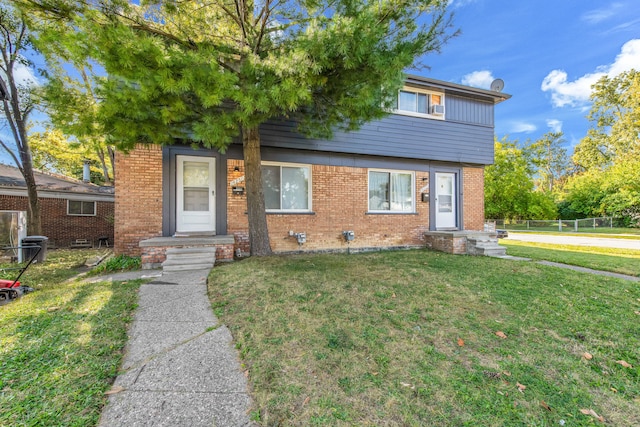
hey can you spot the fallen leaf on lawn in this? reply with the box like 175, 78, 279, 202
400, 382, 415, 389
540, 400, 552, 411
583, 352, 593, 360
610, 387, 618, 393
483, 371, 501, 379
457, 338, 465, 347
105, 386, 125, 395
495, 331, 507, 339
616, 360, 633, 368
502, 371, 512, 376
392, 293, 396, 298
635, 311, 640, 315
516, 382, 526, 393
47, 306, 60, 312
302, 396, 310, 406
244, 370, 249, 378
580, 408, 604, 422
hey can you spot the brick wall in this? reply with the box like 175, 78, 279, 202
227, 160, 431, 253
463, 166, 485, 231
115, 145, 163, 256
0, 195, 113, 247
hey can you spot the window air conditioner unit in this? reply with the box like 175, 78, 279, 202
431, 104, 445, 115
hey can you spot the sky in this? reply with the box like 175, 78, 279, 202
2, 0, 639, 165
417, 0, 640, 151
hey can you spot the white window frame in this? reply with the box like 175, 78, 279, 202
67, 200, 97, 216
262, 161, 312, 212
368, 169, 416, 213
394, 86, 445, 120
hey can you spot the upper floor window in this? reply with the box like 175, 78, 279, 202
68, 200, 96, 216
262, 162, 311, 212
396, 87, 444, 119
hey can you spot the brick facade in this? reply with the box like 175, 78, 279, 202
228, 160, 431, 253
0, 194, 113, 248
463, 167, 485, 231
116, 148, 486, 258
114, 144, 163, 256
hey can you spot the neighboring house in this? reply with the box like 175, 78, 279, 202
115, 75, 510, 267
0, 164, 114, 248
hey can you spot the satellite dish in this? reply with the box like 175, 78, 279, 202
490, 79, 505, 92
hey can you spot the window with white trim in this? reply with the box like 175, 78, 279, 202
368, 170, 415, 212
395, 87, 444, 119
67, 200, 96, 216
262, 162, 311, 211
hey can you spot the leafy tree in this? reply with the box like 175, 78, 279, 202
559, 70, 640, 225
0, 1, 41, 234
40, 61, 116, 183
20, 0, 456, 255
485, 137, 556, 220
572, 70, 640, 170
527, 131, 570, 193
29, 128, 113, 183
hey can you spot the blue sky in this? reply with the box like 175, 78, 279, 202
418, 0, 640, 150
2, 0, 639, 165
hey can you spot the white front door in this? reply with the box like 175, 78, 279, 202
435, 172, 457, 229
176, 155, 216, 233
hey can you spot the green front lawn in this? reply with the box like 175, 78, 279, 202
210, 250, 640, 426
0, 250, 141, 426
502, 240, 640, 277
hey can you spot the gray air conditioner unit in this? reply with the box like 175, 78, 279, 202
431, 104, 445, 115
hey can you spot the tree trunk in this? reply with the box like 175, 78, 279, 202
96, 147, 112, 184
20, 154, 42, 236
242, 125, 272, 256
108, 146, 116, 182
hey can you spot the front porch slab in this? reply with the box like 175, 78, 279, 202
424, 231, 502, 255
140, 236, 236, 269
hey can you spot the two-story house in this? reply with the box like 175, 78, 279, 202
114, 75, 510, 268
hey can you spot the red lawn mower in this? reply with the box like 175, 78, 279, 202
0, 245, 41, 302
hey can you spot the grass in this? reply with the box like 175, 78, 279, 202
210, 250, 640, 426
502, 240, 640, 277
0, 249, 142, 426
87, 254, 142, 276
1, 248, 106, 286
504, 226, 640, 237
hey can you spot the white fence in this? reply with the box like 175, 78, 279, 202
487, 217, 616, 232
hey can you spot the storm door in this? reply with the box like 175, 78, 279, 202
176, 155, 216, 233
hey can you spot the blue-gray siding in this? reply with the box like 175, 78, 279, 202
260, 113, 495, 165
445, 95, 494, 126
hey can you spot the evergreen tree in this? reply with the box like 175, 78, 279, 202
20, 0, 456, 255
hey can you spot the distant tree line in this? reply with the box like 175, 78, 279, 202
486, 70, 640, 227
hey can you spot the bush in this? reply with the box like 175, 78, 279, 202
90, 254, 141, 275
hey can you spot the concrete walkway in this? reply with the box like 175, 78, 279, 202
95, 269, 255, 427
536, 260, 640, 282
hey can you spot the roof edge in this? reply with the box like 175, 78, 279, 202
404, 74, 512, 104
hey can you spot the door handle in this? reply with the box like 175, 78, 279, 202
211, 190, 215, 196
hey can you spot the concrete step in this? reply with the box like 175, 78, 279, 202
470, 246, 507, 256
163, 253, 216, 262
165, 247, 217, 255
162, 246, 217, 272
162, 262, 215, 272
162, 257, 215, 267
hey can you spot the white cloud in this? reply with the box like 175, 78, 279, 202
581, 3, 623, 24
447, 0, 478, 8
13, 63, 39, 87
509, 121, 537, 134
541, 38, 640, 108
461, 70, 494, 89
546, 119, 562, 133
